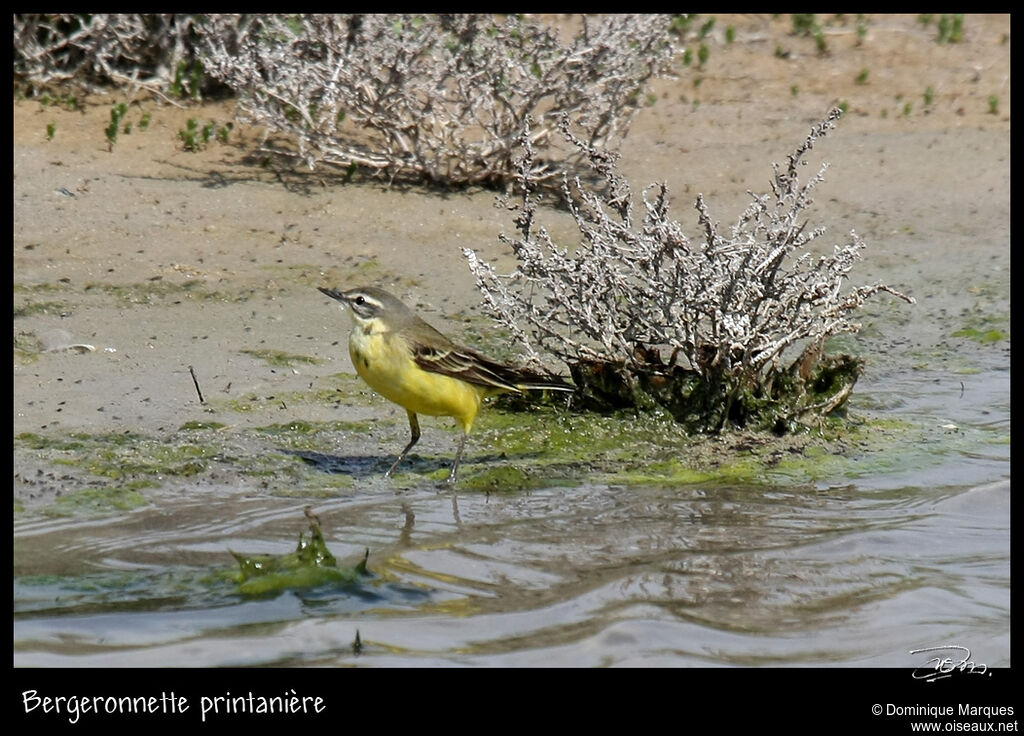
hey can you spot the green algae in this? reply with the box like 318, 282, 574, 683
18, 432, 89, 451
461, 397, 999, 490
231, 523, 370, 596
13, 282, 72, 295
17, 430, 223, 493
15, 402, 983, 503
13, 300, 68, 318
44, 484, 153, 516
81, 440, 215, 480
15, 355, 1006, 511
951, 327, 1008, 344
454, 464, 576, 493
948, 302, 1009, 345
179, 420, 227, 431
255, 420, 323, 435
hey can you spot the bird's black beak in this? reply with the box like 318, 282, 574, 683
318, 286, 347, 304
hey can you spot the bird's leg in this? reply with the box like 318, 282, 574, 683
446, 432, 468, 485
385, 411, 420, 479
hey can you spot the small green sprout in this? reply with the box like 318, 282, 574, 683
669, 15, 693, 38
179, 118, 200, 151
792, 14, 817, 36
179, 119, 233, 151
856, 15, 868, 44
937, 14, 964, 44
815, 28, 828, 54
105, 102, 128, 148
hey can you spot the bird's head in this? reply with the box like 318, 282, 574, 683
318, 286, 412, 332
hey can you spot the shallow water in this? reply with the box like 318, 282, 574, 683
13, 363, 1009, 669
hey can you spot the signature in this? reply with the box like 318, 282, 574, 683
910, 645, 988, 682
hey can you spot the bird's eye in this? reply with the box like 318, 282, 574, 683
355, 296, 365, 305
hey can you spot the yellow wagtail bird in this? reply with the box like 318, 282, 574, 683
318, 286, 574, 484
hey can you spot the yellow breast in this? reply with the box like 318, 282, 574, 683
349, 325, 487, 433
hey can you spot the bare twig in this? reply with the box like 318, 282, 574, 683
188, 365, 205, 404
14, 14, 208, 96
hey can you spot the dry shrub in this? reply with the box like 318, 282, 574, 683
466, 110, 915, 431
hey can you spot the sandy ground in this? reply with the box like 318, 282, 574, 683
13, 14, 1010, 510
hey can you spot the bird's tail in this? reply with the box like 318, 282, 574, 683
513, 373, 575, 393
